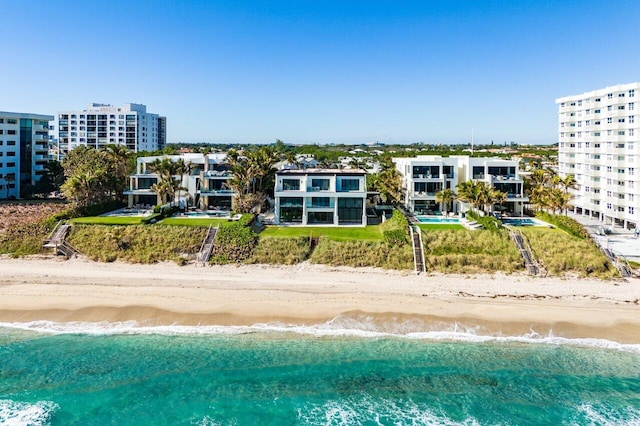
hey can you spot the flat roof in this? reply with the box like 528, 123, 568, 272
0, 111, 54, 121
276, 168, 366, 176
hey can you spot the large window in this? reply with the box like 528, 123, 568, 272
307, 211, 333, 224
282, 178, 300, 191
340, 179, 360, 191
311, 178, 330, 191
279, 197, 303, 223
338, 198, 363, 224
310, 197, 331, 207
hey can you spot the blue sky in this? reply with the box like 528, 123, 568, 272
2, 0, 639, 145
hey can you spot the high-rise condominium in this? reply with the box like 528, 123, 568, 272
0, 111, 53, 199
53, 103, 166, 158
556, 82, 639, 230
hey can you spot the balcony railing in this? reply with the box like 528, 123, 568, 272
200, 189, 235, 195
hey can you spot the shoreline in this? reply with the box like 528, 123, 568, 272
1, 257, 640, 343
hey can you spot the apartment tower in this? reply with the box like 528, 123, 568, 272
52, 103, 166, 158
0, 111, 53, 199
556, 83, 639, 229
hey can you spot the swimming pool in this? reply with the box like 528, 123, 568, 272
501, 218, 548, 227
416, 216, 462, 224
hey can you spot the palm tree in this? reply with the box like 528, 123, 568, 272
148, 158, 180, 206
489, 188, 507, 214
435, 188, 456, 216
103, 144, 131, 201
559, 174, 576, 194
174, 158, 193, 210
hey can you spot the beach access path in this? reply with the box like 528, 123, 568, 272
1, 256, 639, 343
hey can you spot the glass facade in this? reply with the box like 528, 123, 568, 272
19, 119, 33, 197
338, 198, 363, 224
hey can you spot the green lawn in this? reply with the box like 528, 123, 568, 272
417, 223, 465, 231
70, 216, 148, 225
259, 225, 384, 241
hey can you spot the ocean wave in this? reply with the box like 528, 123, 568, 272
297, 393, 481, 426
0, 400, 58, 426
1, 317, 640, 353
576, 403, 640, 425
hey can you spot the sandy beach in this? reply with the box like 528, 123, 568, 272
1, 256, 639, 342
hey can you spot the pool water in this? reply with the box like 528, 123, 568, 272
501, 218, 547, 226
416, 216, 461, 224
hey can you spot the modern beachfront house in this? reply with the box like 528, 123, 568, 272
274, 169, 367, 225
394, 156, 527, 215
124, 153, 235, 209
393, 156, 459, 214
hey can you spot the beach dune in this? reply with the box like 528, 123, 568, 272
1, 257, 639, 343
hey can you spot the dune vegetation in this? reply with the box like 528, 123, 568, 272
421, 228, 523, 274
519, 227, 617, 278
67, 224, 206, 264
247, 237, 311, 265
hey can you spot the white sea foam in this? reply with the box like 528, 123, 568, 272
1, 317, 640, 354
297, 393, 481, 425
0, 400, 58, 426
577, 403, 640, 425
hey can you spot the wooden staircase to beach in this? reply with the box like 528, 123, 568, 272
410, 226, 426, 274
602, 247, 633, 278
196, 225, 219, 266
43, 221, 80, 258
507, 227, 544, 276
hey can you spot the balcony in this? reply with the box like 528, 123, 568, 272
307, 186, 330, 192
200, 189, 235, 195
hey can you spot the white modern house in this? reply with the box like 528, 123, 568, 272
274, 169, 367, 225
394, 155, 527, 215
52, 103, 166, 158
125, 153, 235, 209
0, 111, 53, 199
556, 82, 639, 230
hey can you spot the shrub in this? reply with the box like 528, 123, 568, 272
209, 222, 258, 264
381, 210, 409, 245
535, 211, 589, 239
466, 210, 503, 231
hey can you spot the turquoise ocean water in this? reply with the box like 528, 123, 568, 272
1, 319, 639, 425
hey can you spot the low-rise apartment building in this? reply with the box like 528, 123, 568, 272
125, 153, 235, 209
394, 155, 527, 215
0, 111, 53, 199
556, 82, 639, 229
274, 169, 367, 225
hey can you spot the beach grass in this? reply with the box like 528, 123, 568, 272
67, 224, 206, 264
421, 228, 523, 273
519, 227, 618, 278
310, 238, 414, 269
247, 237, 311, 265
259, 225, 384, 241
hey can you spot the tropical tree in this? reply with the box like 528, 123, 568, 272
435, 188, 456, 216
376, 165, 403, 205
103, 144, 132, 201
61, 146, 113, 206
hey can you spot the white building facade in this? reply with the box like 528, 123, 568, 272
394, 155, 527, 215
0, 111, 53, 199
125, 153, 235, 209
556, 83, 639, 229
274, 169, 367, 226
53, 103, 166, 158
